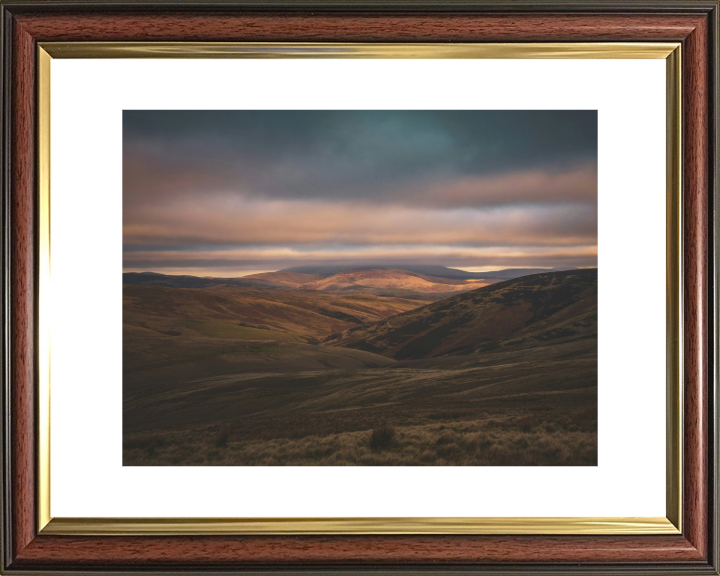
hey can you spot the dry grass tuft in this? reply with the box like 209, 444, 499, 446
515, 415, 541, 432
369, 423, 396, 452
436, 431, 460, 445
123, 435, 164, 455
215, 425, 231, 448
124, 410, 597, 467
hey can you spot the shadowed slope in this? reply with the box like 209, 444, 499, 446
324, 269, 597, 360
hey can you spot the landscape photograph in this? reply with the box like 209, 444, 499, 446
123, 110, 598, 466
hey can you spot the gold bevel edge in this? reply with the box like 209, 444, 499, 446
34, 41, 684, 536
41, 517, 679, 536
38, 41, 679, 59
37, 46, 51, 533
665, 45, 683, 532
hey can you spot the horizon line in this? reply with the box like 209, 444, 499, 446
122, 264, 597, 279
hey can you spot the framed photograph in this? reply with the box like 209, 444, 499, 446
1, 1, 717, 574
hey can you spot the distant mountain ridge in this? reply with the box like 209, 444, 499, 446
279, 264, 576, 280
324, 268, 597, 360
123, 272, 287, 290
124, 265, 578, 297
124, 267, 503, 301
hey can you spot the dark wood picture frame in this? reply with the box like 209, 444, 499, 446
1, 1, 718, 573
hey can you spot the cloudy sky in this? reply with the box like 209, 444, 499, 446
123, 110, 597, 277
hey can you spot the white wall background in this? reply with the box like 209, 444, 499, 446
49, 58, 666, 518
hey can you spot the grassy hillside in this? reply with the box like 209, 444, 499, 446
124, 339, 596, 466
124, 285, 421, 403
325, 269, 597, 359
124, 284, 425, 340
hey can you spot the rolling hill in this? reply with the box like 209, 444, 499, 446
123, 285, 423, 401
123, 272, 288, 290
324, 268, 597, 360
245, 267, 495, 297
123, 267, 597, 466
233, 271, 327, 288
122, 266, 574, 303
124, 284, 426, 341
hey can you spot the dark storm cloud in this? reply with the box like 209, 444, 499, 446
124, 110, 596, 169
123, 110, 597, 206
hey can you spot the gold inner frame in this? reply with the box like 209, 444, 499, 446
36, 41, 683, 536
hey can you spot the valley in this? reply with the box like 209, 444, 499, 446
123, 266, 597, 466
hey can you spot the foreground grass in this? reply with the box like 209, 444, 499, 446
124, 411, 596, 466
124, 338, 598, 466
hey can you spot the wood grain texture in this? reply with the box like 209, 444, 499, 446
10, 18, 36, 561
2, 4, 717, 573
13, 12, 704, 42
682, 14, 710, 560
10, 534, 707, 566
